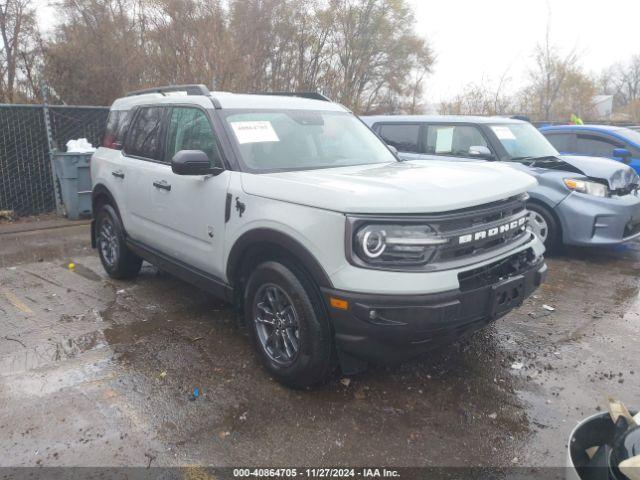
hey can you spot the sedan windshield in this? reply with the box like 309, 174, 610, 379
223, 110, 396, 172
490, 123, 559, 160
616, 127, 640, 145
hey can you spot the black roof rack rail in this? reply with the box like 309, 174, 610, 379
257, 91, 332, 102
126, 84, 210, 97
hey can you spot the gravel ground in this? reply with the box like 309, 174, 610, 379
0, 223, 638, 470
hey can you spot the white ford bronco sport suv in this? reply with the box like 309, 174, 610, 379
91, 84, 546, 387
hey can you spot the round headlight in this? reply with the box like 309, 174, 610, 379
352, 222, 446, 266
362, 229, 386, 258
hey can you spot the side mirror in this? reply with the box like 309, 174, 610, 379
171, 150, 217, 175
469, 145, 493, 159
613, 148, 632, 164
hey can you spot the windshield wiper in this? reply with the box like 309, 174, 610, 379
509, 155, 559, 165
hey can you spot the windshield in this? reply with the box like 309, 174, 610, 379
490, 123, 559, 160
616, 127, 640, 145
223, 110, 396, 172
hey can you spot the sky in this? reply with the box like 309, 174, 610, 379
407, 0, 640, 103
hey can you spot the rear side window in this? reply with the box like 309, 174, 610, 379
575, 134, 623, 157
422, 125, 488, 156
377, 124, 420, 153
102, 110, 132, 149
544, 133, 574, 152
124, 107, 165, 160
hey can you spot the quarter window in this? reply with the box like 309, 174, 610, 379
422, 125, 488, 156
377, 124, 420, 153
102, 110, 132, 150
575, 134, 623, 157
166, 107, 222, 167
124, 107, 165, 160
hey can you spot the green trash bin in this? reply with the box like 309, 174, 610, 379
53, 151, 93, 220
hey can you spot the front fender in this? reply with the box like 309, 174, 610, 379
226, 227, 334, 289
527, 172, 572, 209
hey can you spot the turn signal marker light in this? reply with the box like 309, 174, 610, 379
330, 297, 349, 310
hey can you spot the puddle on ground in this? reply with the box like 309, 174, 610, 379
0, 225, 91, 267
4, 349, 115, 397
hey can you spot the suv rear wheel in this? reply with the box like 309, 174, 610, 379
244, 260, 333, 388
96, 204, 143, 279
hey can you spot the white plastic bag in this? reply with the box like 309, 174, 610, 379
66, 138, 96, 153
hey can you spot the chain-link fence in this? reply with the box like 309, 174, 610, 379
0, 104, 108, 216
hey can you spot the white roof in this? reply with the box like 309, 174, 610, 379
111, 90, 347, 112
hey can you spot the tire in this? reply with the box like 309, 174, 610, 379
527, 203, 560, 252
244, 260, 333, 388
95, 204, 143, 279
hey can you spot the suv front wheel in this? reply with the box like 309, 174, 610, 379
95, 204, 143, 279
244, 260, 334, 388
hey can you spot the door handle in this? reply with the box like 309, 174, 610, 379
153, 180, 171, 191
111, 170, 125, 179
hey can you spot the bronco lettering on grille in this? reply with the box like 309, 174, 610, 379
458, 216, 527, 245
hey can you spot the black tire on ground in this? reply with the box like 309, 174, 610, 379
95, 204, 143, 279
244, 260, 334, 388
527, 202, 560, 252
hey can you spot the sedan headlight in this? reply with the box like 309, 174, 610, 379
353, 224, 448, 266
564, 178, 609, 197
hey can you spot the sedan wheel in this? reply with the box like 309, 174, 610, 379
528, 211, 549, 243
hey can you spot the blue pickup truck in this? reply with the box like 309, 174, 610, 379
540, 125, 640, 174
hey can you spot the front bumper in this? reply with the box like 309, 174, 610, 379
556, 191, 640, 246
322, 250, 546, 365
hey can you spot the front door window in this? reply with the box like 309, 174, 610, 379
166, 107, 223, 167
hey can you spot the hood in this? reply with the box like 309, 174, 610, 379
558, 155, 639, 190
240, 161, 537, 214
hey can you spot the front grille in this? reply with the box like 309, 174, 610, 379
458, 248, 538, 292
430, 194, 529, 264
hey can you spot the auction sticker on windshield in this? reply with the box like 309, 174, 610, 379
231, 121, 280, 144
491, 126, 516, 140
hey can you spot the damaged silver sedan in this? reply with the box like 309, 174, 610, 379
362, 115, 640, 251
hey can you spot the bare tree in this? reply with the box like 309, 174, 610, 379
517, 18, 595, 121
325, 0, 434, 113
39, 0, 433, 108
617, 55, 640, 105
45, 0, 147, 105
528, 23, 579, 119
0, 0, 38, 101
439, 78, 513, 116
